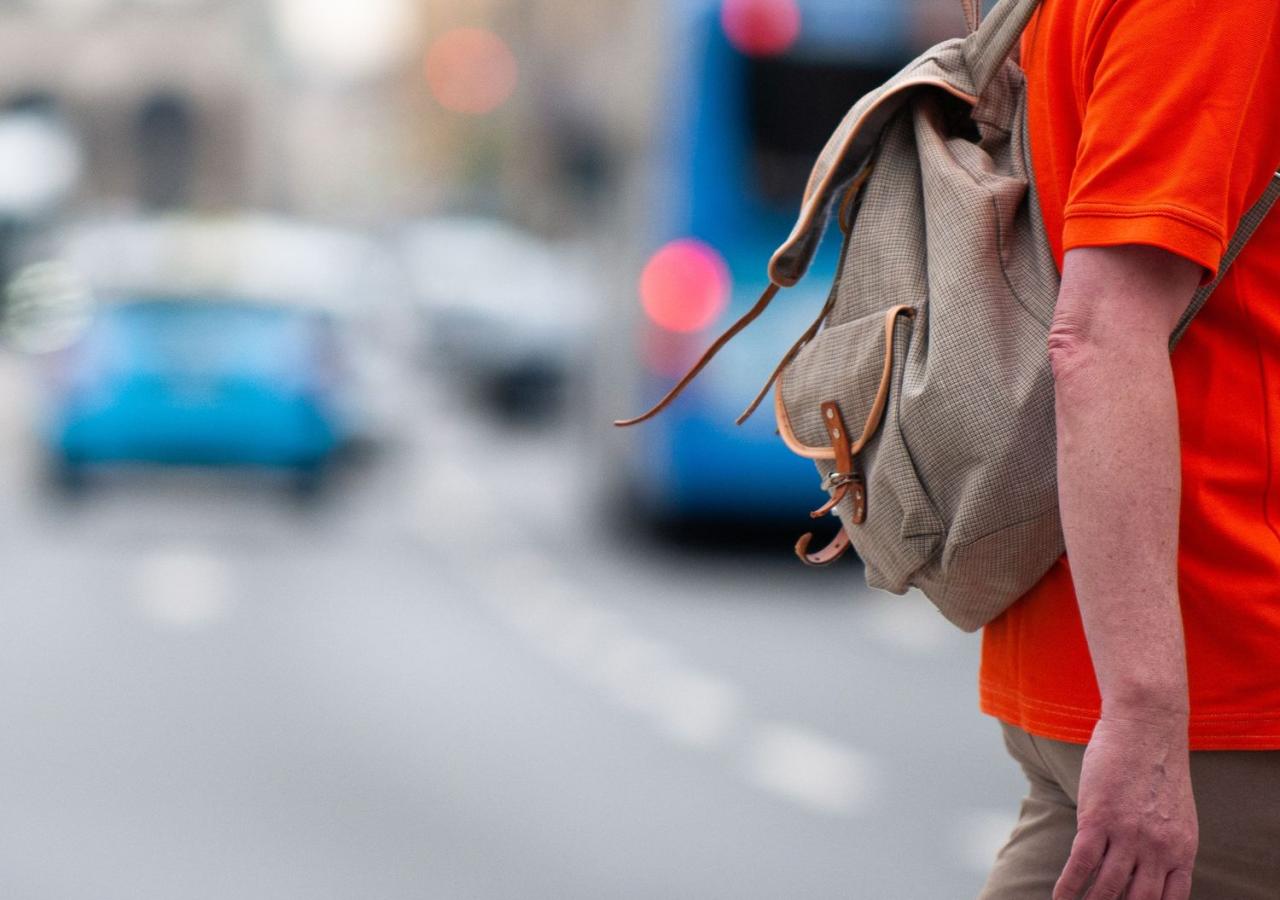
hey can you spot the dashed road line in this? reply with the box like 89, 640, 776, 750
130, 544, 234, 630
412, 466, 881, 819
742, 722, 877, 817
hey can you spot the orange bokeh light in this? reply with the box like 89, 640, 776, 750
640, 239, 732, 335
424, 28, 518, 116
721, 0, 802, 57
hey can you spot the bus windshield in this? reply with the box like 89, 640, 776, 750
744, 53, 901, 206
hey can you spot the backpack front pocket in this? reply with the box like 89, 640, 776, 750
776, 304, 943, 588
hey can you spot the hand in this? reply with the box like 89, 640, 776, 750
1054, 713, 1198, 900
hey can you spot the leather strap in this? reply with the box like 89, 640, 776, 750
736, 287, 837, 426
809, 401, 857, 518
614, 283, 781, 427
735, 166, 877, 427
795, 527, 852, 567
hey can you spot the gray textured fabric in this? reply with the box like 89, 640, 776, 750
772, 0, 1280, 631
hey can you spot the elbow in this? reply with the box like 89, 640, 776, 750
1047, 316, 1097, 388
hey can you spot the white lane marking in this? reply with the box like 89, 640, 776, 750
644, 663, 742, 750
131, 546, 233, 630
863, 589, 955, 655
743, 722, 877, 817
593, 633, 682, 711
950, 808, 1019, 874
482, 551, 744, 752
409, 458, 516, 547
540, 604, 628, 669
412, 468, 875, 817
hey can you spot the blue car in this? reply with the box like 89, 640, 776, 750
615, 0, 918, 522
44, 296, 348, 477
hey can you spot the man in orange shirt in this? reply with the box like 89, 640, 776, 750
978, 1, 1280, 899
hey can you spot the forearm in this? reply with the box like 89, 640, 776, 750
1050, 247, 1195, 720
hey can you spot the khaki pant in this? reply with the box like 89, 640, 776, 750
979, 723, 1280, 899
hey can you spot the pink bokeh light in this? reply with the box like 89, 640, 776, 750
640, 239, 732, 335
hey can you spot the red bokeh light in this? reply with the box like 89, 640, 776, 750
721, 0, 802, 57
640, 239, 732, 335
424, 28, 519, 116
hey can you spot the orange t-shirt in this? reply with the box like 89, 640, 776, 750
980, 0, 1280, 751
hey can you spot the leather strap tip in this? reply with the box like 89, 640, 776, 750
794, 532, 816, 561
795, 527, 852, 567
613, 410, 655, 428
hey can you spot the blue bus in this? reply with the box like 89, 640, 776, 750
614, 0, 925, 523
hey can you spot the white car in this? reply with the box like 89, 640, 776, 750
397, 216, 593, 418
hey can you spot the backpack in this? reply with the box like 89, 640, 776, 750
616, 0, 1280, 631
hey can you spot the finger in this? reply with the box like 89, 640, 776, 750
1054, 829, 1106, 900
1161, 868, 1193, 900
1082, 849, 1137, 900
1126, 864, 1167, 900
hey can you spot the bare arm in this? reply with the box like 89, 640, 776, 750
1048, 245, 1200, 900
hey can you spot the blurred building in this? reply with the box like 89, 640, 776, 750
0, 0, 266, 213
0, 0, 659, 233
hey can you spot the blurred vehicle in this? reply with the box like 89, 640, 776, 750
9, 214, 404, 488
45, 295, 346, 482
397, 216, 591, 419
606, 0, 922, 524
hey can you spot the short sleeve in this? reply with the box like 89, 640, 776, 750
1063, 0, 1280, 279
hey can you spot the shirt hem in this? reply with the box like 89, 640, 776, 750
1061, 207, 1225, 282
980, 683, 1280, 751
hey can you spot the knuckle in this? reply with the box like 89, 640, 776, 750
1072, 826, 1108, 854
1163, 830, 1198, 862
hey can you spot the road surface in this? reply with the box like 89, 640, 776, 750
0, 351, 1025, 899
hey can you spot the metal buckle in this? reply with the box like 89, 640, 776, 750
820, 470, 862, 493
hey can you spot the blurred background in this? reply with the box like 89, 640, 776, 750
0, 0, 1025, 897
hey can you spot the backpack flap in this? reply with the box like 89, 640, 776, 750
768, 76, 973, 288
770, 0, 1043, 288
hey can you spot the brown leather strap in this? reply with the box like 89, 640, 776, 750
795, 402, 861, 566
809, 401, 855, 518
614, 283, 781, 428
735, 165, 877, 427
735, 287, 837, 426
795, 527, 852, 567
850, 305, 915, 452
812, 470, 868, 523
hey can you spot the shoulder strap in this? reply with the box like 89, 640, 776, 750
962, 0, 1043, 95
1170, 173, 1280, 348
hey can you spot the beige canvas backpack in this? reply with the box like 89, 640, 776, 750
617, 0, 1280, 631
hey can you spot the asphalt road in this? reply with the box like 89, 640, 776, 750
0, 352, 1026, 900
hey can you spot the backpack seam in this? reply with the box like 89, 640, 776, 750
947, 501, 1059, 550
943, 117, 1054, 329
